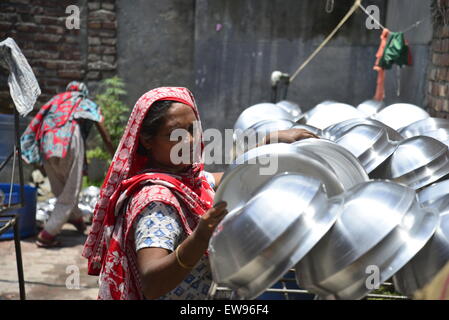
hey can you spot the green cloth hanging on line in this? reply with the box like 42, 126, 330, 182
378, 32, 412, 69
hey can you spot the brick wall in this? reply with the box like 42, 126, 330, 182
427, 0, 449, 118
0, 0, 117, 114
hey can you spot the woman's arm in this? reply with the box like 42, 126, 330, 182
136, 201, 228, 299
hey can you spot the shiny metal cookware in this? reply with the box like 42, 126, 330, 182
399, 117, 449, 147
214, 143, 345, 213
209, 173, 342, 299
393, 200, 449, 297
293, 138, 369, 190
334, 124, 398, 173
371, 103, 430, 131
233, 103, 295, 133
295, 180, 439, 300
356, 99, 385, 117
323, 118, 403, 142
372, 136, 449, 190
304, 102, 365, 130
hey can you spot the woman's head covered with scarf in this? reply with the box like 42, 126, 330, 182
66, 81, 89, 97
82, 88, 215, 299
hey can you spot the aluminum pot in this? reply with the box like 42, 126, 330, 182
393, 200, 449, 297
418, 179, 449, 209
356, 99, 385, 117
399, 117, 449, 147
304, 102, 365, 130
371, 103, 430, 131
276, 100, 303, 122
209, 173, 342, 299
334, 124, 398, 174
295, 180, 439, 300
323, 118, 403, 142
293, 138, 369, 190
234, 103, 295, 133
371, 136, 449, 190
214, 143, 345, 214
233, 119, 295, 157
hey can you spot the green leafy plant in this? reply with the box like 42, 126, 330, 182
86, 76, 129, 164
85, 77, 129, 185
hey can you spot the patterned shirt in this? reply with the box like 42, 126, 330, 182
134, 201, 213, 300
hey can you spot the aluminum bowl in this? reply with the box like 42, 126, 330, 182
356, 99, 385, 117
323, 118, 403, 142
334, 124, 398, 174
371, 103, 430, 131
418, 179, 449, 209
304, 102, 365, 130
234, 103, 295, 133
399, 117, 449, 147
293, 138, 369, 190
233, 119, 295, 157
214, 143, 345, 213
295, 180, 439, 300
372, 136, 449, 190
209, 172, 342, 299
393, 201, 449, 297
276, 100, 303, 122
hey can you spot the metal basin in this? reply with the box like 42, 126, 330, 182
393, 200, 449, 297
334, 124, 398, 174
234, 103, 294, 132
356, 99, 385, 117
293, 138, 369, 190
233, 119, 295, 157
304, 102, 365, 130
209, 173, 342, 299
399, 117, 449, 147
295, 180, 439, 300
323, 118, 403, 142
214, 143, 345, 213
418, 179, 449, 209
372, 136, 449, 190
371, 103, 430, 131
276, 100, 304, 122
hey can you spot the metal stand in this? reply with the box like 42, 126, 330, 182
0, 108, 27, 300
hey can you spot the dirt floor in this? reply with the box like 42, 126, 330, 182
0, 224, 98, 300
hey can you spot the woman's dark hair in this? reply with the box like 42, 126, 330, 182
137, 100, 175, 155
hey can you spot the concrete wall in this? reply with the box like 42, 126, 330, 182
116, 0, 195, 109
114, 0, 433, 171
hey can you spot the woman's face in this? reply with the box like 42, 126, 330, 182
140, 102, 199, 172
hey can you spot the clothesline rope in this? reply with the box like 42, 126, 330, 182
359, 3, 430, 33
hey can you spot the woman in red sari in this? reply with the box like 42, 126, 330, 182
82, 87, 317, 300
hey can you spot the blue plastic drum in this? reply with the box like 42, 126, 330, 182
0, 183, 37, 240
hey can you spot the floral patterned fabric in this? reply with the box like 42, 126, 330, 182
134, 201, 212, 300
20, 81, 102, 164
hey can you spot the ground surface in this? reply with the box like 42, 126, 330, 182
0, 224, 98, 300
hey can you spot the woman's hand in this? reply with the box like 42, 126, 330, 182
265, 128, 319, 144
194, 201, 228, 243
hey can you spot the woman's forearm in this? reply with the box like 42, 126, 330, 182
138, 229, 210, 299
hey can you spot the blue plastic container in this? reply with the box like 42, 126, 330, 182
0, 183, 37, 240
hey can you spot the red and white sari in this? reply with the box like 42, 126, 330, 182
82, 87, 215, 300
